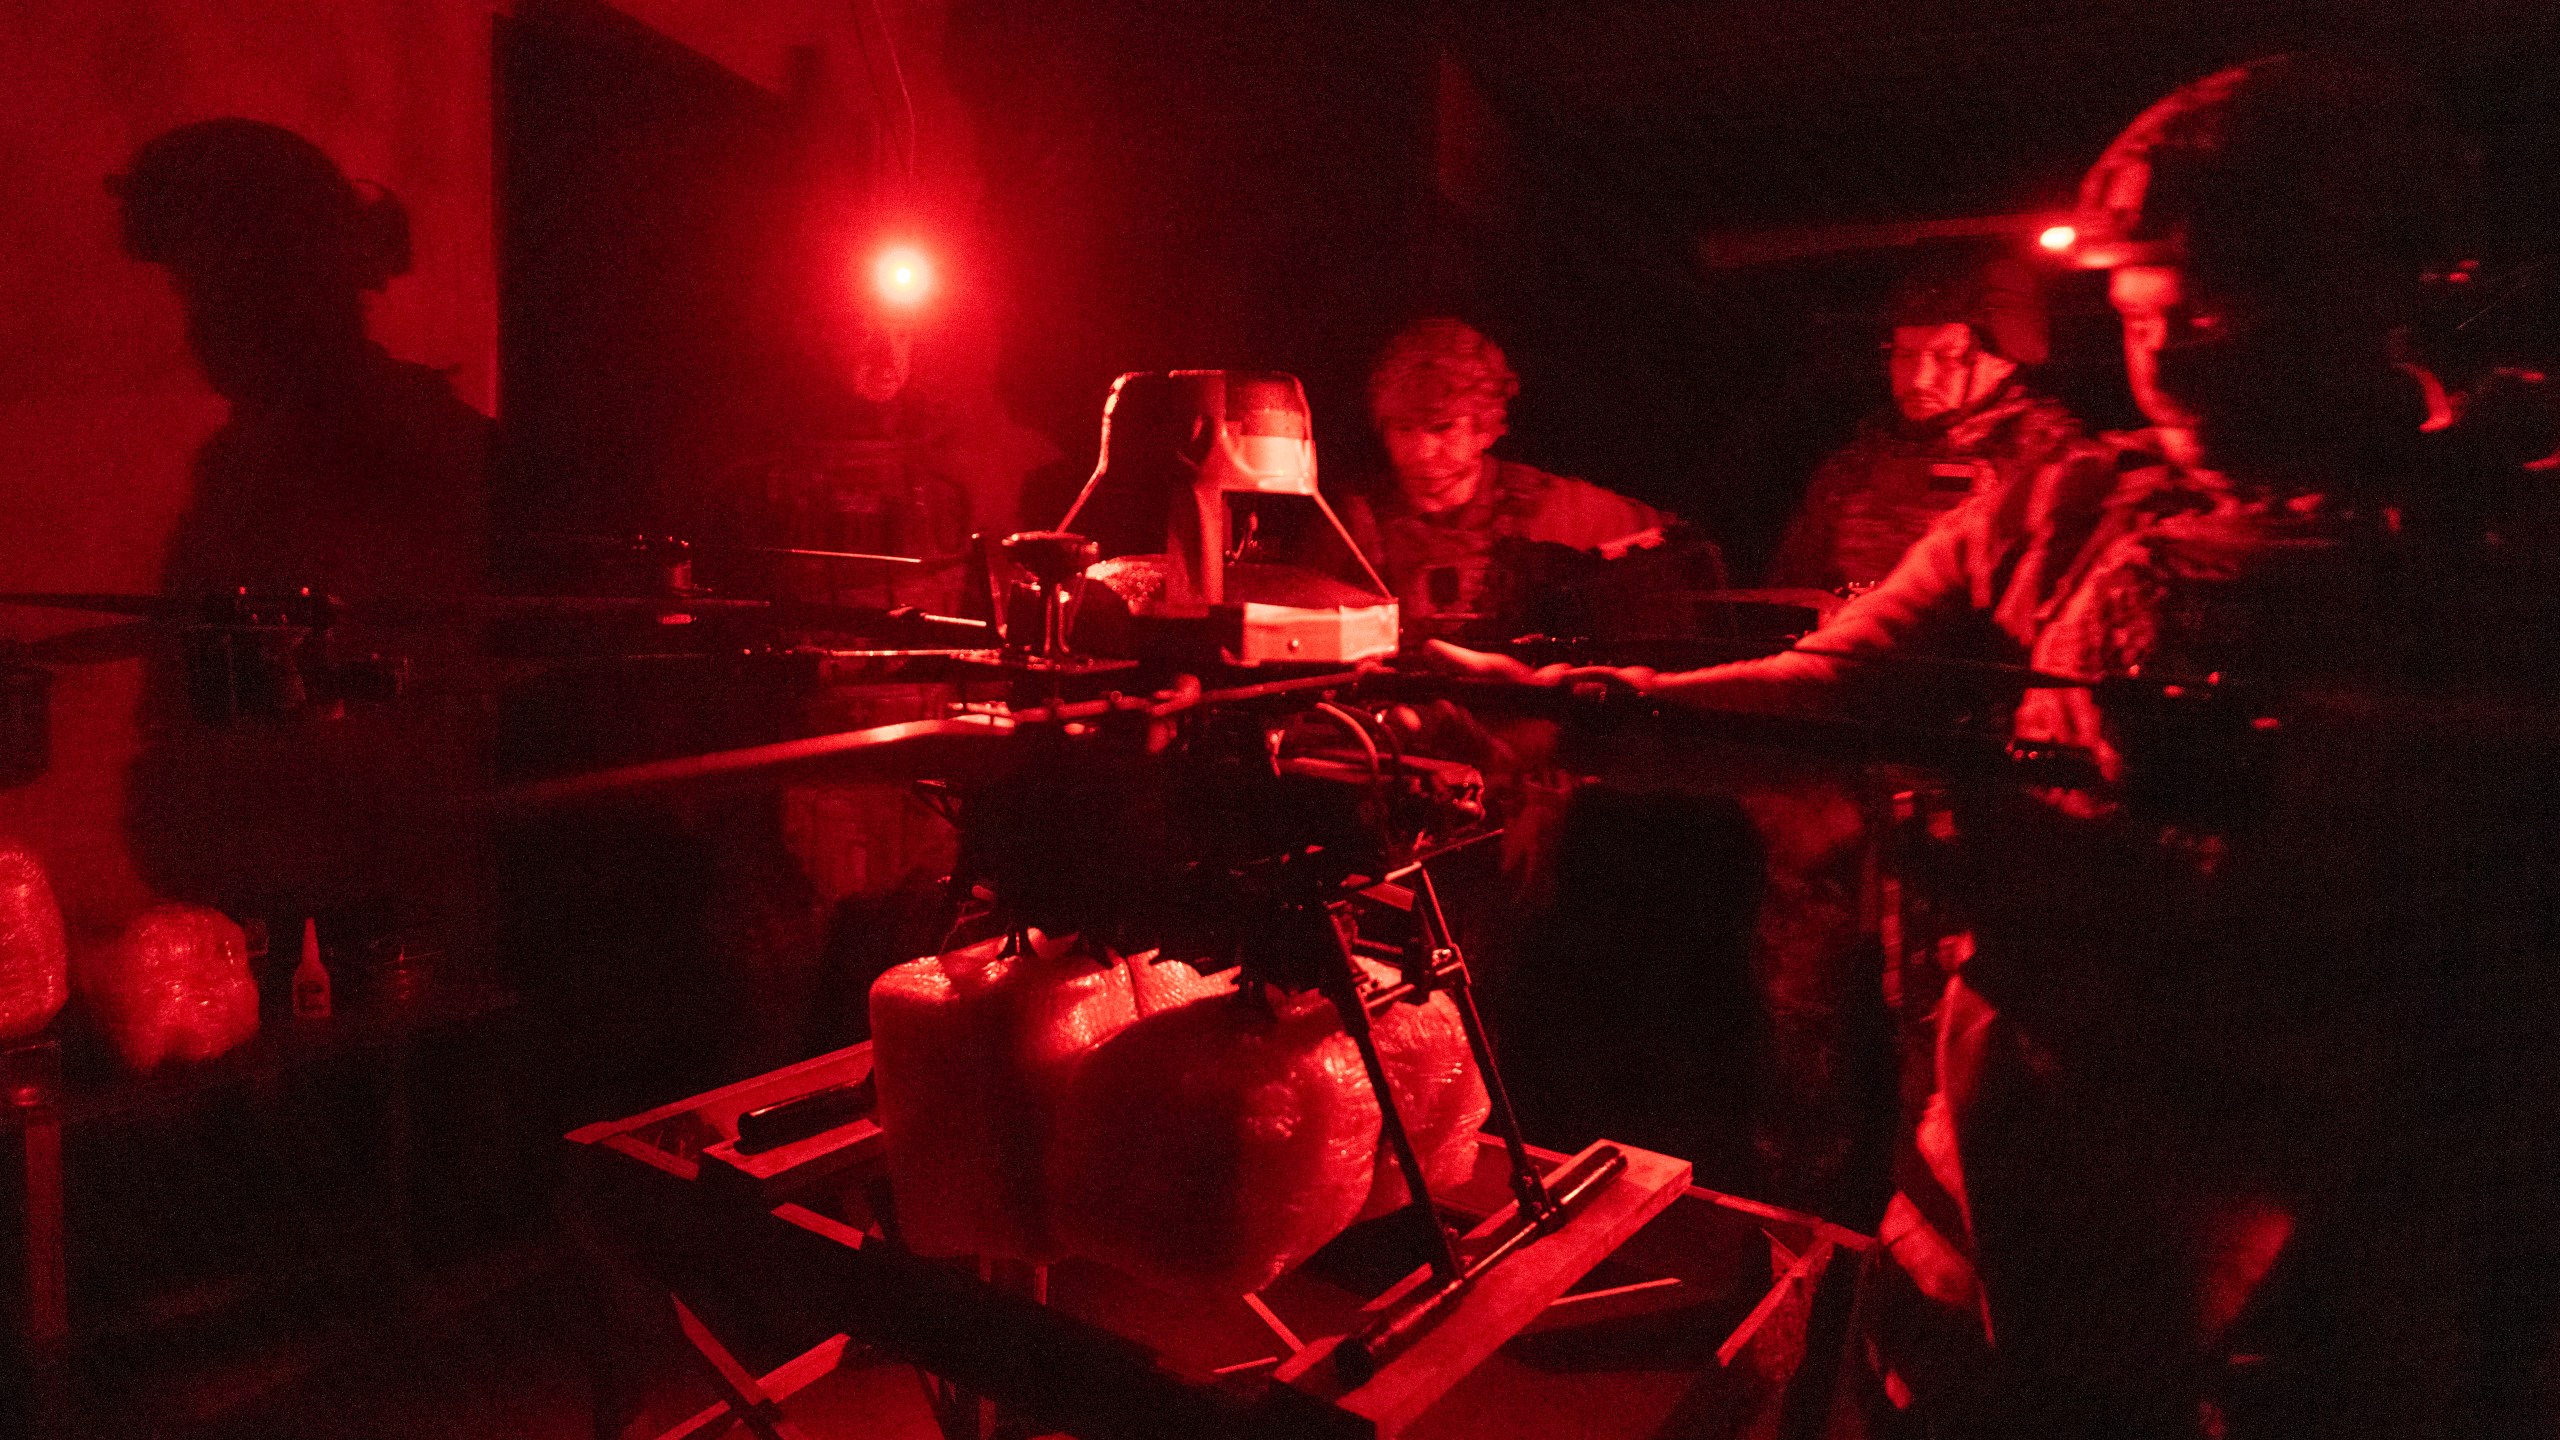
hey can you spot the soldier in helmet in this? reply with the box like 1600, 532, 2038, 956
1439, 55, 2558, 1434
1768, 251, 2084, 591
113, 120, 491, 963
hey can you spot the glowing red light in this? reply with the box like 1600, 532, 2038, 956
2037, 225, 2076, 253
871, 245, 934, 307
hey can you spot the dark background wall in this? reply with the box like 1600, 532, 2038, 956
497, 1, 807, 537
0, 2, 493, 928
945, 0, 1436, 522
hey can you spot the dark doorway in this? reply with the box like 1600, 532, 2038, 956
496, 0, 814, 540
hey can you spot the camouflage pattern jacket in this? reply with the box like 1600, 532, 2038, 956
1344, 459, 1667, 636
1767, 382, 2085, 591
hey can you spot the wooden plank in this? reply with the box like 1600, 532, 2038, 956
599, 1132, 701, 1183
1244, 1291, 1308, 1354
655, 1334, 851, 1440
1718, 1239, 1832, 1367
1687, 1185, 1872, 1255
699, 1047, 882, 1201
571, 1045, 879, 1204
570, 1044, 874, 1149
671, 1294, 817, 1440
703, 1115, 883, 1204
762, 1204, 1374, 1440
773, 1202, 869, 1251
1516, 1277, 1691, 1336
1281, 1140, 1690, 1438
1503, 1140, 1867, 1256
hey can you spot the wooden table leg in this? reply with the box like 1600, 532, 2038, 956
375, 1023, 418, 1275
6, 1038, 69, 1439
670, 1294, 819, 1440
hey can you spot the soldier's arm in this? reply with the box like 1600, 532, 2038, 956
1644, 510, 1981, 714
1429, 484, 1992, 716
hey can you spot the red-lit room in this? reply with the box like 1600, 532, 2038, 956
3, 3, 2558, 1437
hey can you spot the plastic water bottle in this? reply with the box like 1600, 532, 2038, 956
292, 917, 331, 1020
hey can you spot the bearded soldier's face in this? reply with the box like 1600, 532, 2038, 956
1888, 322, 2010, 425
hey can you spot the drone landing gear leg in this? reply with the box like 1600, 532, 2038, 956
1317, 862, 1633, 1384
1409, 866, 1552, 1220
1314, 903, 1464, 1285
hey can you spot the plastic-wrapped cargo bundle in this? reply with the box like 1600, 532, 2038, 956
872, 937, 1489, 1294
1054, 958, 1492, 1295
1053, 987, 1383, 1296
1356, 986, 1493, 1219
868, 932, 1144, 1263
0, 839, 68, 1040
1125, 947, 1237, 1016
80, 905, 261, 1071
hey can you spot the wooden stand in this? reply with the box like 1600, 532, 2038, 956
657, 1295, 843, 1440
1270, 1139, 1685, 1435
0, 981, 518, 1438
568, 1042, 1871, 1440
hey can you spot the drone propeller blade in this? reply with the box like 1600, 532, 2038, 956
18, 620, 160, 664
489, 717, 1021, 812
0, 592, 185, 620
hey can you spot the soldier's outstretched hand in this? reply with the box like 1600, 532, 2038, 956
1419, 639, 1555, 684
1420, 640, 1659, 697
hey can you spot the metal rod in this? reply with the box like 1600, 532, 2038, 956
1005, 667, 1371, 729
1375, 827, 1505, 884
1413, 866, 1550, 1218
1317, 904, 1461, 1283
